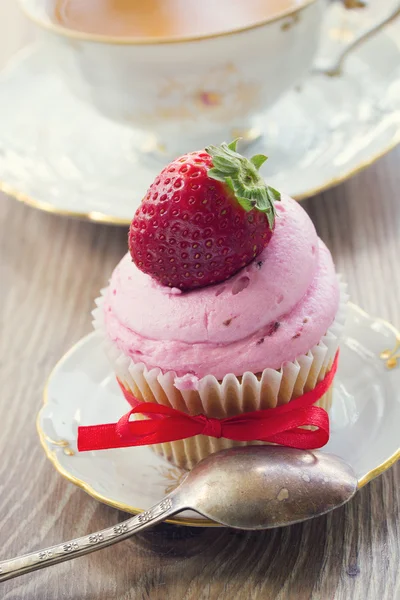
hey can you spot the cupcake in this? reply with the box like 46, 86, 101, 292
93, 141, 347, 469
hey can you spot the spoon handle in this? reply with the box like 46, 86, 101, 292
0, 495, 179, 582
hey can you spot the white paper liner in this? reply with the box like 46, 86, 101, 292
93, 278, 348, 469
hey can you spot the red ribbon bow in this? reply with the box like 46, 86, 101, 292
77, 352, 338, 452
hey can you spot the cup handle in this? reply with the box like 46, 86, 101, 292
316, 1, 400, 76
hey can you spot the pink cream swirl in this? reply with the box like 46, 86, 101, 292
103, 194, 339, 380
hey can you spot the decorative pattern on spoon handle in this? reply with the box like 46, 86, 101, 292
0, 497, 176, 582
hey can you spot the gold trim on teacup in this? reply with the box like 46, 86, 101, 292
20, 0, 317, 46
36, 304, 400, 526
281, 12, 301, 31
3, 138, 399, 226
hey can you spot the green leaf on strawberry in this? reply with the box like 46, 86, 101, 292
129, 141, 281, 290
206, 141, 280, 230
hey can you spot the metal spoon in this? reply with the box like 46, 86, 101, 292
0, 446, 357, 582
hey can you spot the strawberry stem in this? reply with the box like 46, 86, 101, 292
206, 140, 280, 230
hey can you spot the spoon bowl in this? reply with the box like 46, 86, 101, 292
175, 446, 357, 529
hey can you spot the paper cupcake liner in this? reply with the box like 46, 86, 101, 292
93, 278, 348, 470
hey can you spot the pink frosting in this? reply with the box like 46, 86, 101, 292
102, 194, 339, 380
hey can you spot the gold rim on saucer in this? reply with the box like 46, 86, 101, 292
37, 338, 217, 527
37, 394, 218, 528
36, 302, 400, 526
3, 139, 399, 226
20, 0, 316, 46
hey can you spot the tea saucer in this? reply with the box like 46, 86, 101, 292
1, 9, 400, 226
37, 304, 399, 527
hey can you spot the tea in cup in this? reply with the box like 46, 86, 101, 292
20, 0, 399, 156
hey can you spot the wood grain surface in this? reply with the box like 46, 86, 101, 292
0, 4, 399, 599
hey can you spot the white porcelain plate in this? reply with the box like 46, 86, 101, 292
37, 304, 400, 526
1, 4, 400, 224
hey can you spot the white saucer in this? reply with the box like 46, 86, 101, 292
37, 303, 400, 526
1, 7, 400, 225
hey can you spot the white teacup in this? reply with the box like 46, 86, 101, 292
20, 0, 399, 156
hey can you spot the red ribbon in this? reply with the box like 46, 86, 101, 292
77, 352, 338, 452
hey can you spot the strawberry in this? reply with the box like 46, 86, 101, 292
129, 140, 280, 290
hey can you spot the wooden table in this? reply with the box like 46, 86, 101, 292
0, 4, 399, 599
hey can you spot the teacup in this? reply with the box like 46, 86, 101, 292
20, 0, 400, 156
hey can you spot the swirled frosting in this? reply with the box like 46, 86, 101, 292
102, 194, 339, 379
